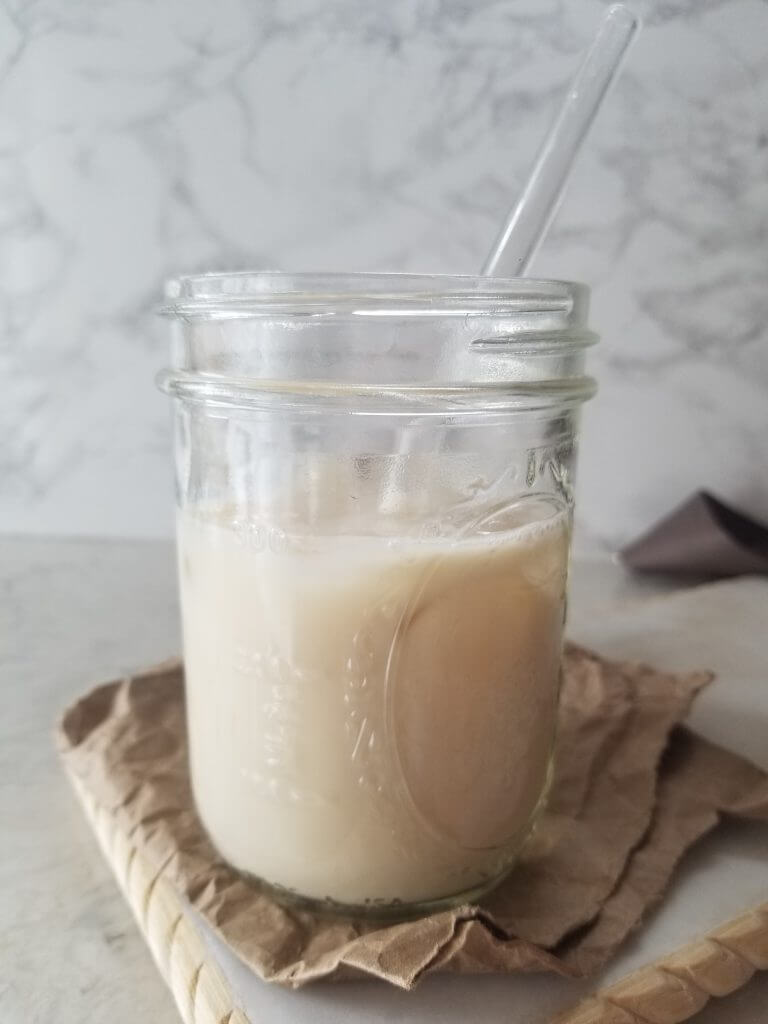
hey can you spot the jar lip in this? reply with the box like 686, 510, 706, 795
160, 272, 596, 412
161, 271, 588, 318
158, 368, 598, 416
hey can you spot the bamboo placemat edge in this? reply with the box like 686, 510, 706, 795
68, 773, 251, 1024
551, 905, 768, 1022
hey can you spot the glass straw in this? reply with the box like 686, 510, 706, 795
481, 4, 640, 278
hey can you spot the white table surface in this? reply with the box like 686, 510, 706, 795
1, 534, 766, 1023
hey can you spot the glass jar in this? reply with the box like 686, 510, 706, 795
158, 272, 596, 918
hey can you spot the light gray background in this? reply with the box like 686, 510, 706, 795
2, 0, 767, 546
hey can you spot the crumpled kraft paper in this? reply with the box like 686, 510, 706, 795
57, 644, 768, 990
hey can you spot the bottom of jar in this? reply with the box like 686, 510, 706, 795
239, 863, 518, 921
200, 755, 556, 922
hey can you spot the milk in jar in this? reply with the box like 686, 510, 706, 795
179, 496, 568, 909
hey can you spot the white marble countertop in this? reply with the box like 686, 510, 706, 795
2, 535, 766, 1023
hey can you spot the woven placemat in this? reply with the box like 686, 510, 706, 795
67, 773, 248, 1024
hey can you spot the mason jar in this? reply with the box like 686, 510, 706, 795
158, 272, 597, 917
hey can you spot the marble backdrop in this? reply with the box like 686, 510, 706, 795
1, 0, 766, 547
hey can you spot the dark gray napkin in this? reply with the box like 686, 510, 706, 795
621, 491, 768, 578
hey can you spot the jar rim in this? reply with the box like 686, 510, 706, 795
161, 271, 588, 319
159, 271, 596, 414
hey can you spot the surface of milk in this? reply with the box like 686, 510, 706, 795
179, 498, 569, 907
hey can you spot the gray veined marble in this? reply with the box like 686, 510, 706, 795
0, 0, 766, 544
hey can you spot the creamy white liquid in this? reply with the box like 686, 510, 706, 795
179, 500, 569, 907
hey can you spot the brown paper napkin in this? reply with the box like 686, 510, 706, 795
58, 645, 768, 990
621, 491, 768, 578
